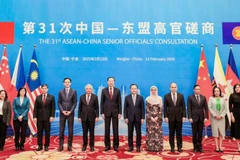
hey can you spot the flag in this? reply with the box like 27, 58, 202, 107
25, 48, 42, 135
222, 22, 240, 44
226, 47, 239, 93
11, 47, 26, 128
196, 48, 212, 127
0, 46, 18, 129
0, 22, 14, 44
213, 47, 231, 126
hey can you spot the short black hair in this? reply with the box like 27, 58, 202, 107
41, 84, 48, 88
63, 77, 72, 82
130, 84, 138, 88
193, 84, 200, 89
17, 87, 27, 97
0, 90, 8, 101
233, 83, 240, 94
212, 86, 222, 97
107, 77, 115, 81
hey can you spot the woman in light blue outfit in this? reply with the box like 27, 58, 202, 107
208, 86, 227, 152
13, 87, 30, 151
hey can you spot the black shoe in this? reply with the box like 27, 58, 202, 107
15, 146, 19, 151
0, 147, 3, 151
215, 149, 220, 152
114, 147, 118, 152
68, 147, 72, 151
198, 149, 204, 153
82, 146, 86, 151
128, 147, 133, 152
44, 146, 49, 151
178, 148, 183, 153
104, 146, 110, 151
136, 147, 140, 152
170, 148, 175, 153
58, 147, 63, 152
36, 146, 43, 151
90, 147, 94, 152
219, 150, 223, 153
20, 146, 24, 151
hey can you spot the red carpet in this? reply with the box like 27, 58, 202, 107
0, 136, 240, 160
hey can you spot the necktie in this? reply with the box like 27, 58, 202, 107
87, 94, 90, 105
197, 95, 200, 105
216, 98, 221, 111
43, 94, 46, 104
110, 87, 113, 99
133, 95, 136, 106
66, 89, 69, 98
173, 94, 176, 106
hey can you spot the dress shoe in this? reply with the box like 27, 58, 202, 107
104, 146, 110, 151
198, 149, 204, 153
36, 146, 43, 151
193, 148, 197, 153
82, 146, 86, 151
90, 147, 94, 152
58, 147, 63, 152
114, 147, 118, 152
0, 147, 3, 151
178, 148, 183, 153
128, 147, 133, 152
68, 147, 72, 151
20, 146, 24, 151
44, 146, 49, 151
219, 149, 223, 153
15, 146, 19, 151
170, 148, 175, 153
136, 147, 140, 152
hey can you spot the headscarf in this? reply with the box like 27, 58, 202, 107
146, 86, 162, 105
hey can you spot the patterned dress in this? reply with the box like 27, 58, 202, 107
146, 101, 163, 151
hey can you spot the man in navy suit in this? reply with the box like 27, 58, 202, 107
101, 77, 122, 152
187, 84, 208, 153
124, 84, 144, 152
34, 84, 56, 151
58, 78, 77, 152
78, 84, 99, 152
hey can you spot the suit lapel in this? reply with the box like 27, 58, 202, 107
170, 93, 175, 106
192, 94, 200, 107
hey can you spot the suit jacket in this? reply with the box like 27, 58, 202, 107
78, 93, 99, 121
13, 97, 30, 120
33, 94, 56, 121
1, 100, 11, 125
123, 94, 145, 122
187, 94, 208, 122
100, 87, 122, 117
58, 88, 77, 116
164, 92, 186, 122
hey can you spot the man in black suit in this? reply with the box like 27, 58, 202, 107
124, 84, 144, 152
78, 84, 99, 152
187, 84, 208, 153
34, 84, 56, 151
164, 82, 186, 153
58, 78, 77, 152
101, 77, 122, 152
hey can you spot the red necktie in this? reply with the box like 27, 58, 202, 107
110, 87, 113, 99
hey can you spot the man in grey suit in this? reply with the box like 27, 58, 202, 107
187, 84, 208, 153
58, 78, 77, 152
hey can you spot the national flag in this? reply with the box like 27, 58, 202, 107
0, 22, 14, 44
0, 46, 18, 129
213, 46, 231, 126
11, 46, 26, 128
25, 48, 42, 135
226, 47, 239, 93
222, 22, 240, 44
196, 47, 212, 127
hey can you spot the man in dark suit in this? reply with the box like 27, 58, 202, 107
58, 78, 77, 152
164, 82, 186, 153
124, 84, 144, 152
78, 84, 99, 152
187, 84, 208, 153
33, 84, 56, 151
101, 77, 122, 152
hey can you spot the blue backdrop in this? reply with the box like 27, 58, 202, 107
1, 0, 240, 136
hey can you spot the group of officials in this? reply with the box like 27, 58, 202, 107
0, 77, 240, 153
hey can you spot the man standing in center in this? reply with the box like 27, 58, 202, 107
101, 77, 122, 152
58, 78, 77, 152
124, 84, 145, 152
164, 82, 186, 153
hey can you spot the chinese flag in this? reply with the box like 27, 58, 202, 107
0, 46, 18, 129
196, 48, 212, 127
0, 22, 14, 44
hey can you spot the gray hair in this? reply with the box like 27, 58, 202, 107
85, 84, 93, 89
